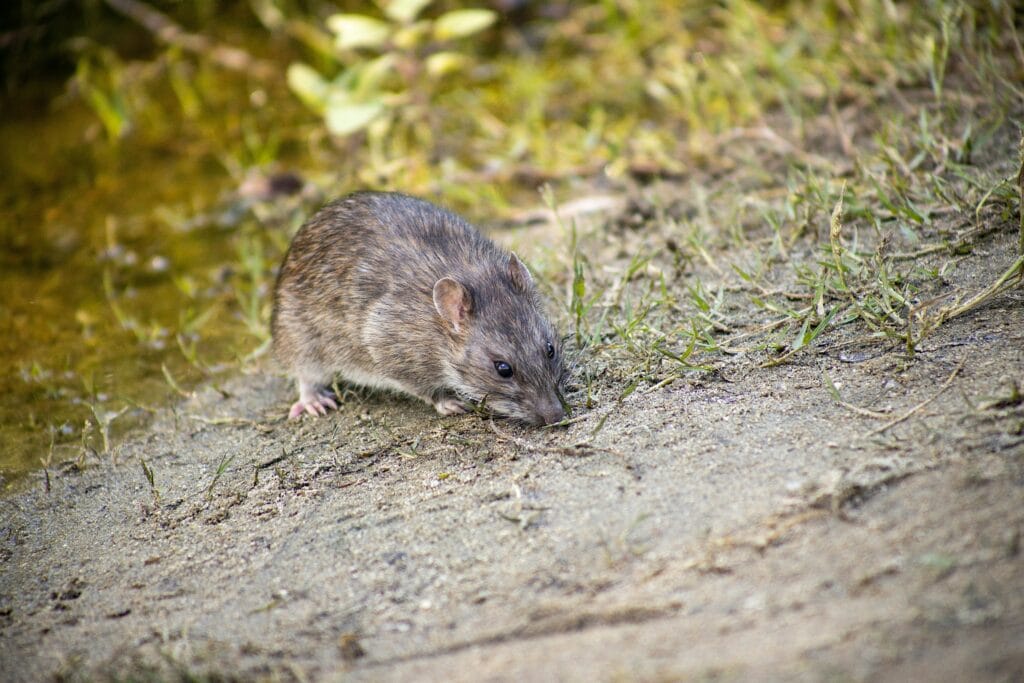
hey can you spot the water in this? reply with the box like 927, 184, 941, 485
0, 83, 304, 488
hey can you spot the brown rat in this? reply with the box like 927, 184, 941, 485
271, 191, 566, 425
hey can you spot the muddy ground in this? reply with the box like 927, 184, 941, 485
2, 190, 1023, 681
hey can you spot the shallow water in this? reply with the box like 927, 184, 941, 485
0, 86, 300, 487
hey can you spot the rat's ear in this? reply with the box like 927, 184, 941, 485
508, 253, 533, 292
433, 277, 473, 333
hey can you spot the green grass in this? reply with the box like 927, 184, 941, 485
530, 1, 1021, 398
3, 0, 1022, 480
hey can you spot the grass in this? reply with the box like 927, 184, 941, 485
566, 139, 1018, 382
140, 457, 160, 505
206, 452, 237, 500
3, 1, 1022, 482
541, 109, 1020, 411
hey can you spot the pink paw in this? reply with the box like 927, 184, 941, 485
433, 397, 468, 417
288, 392, 338, 419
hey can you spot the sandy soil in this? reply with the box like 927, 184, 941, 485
2, 194, 1022, 682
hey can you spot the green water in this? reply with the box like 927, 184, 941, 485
0, 83, 303, 487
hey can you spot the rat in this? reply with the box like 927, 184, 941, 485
271, 191, 567, 426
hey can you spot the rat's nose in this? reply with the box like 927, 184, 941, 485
537, 401, 565, 425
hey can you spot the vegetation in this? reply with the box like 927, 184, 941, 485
1, 0, 1021, 481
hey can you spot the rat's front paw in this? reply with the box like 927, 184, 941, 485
433, 397, 468, 417
289, 391, 339, 419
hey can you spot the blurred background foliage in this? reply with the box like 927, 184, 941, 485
7, 0, 1015, 201
0, 0, 1019, 481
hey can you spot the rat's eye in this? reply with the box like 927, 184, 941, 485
545, 342, 555, 359
494, 360, 514, 378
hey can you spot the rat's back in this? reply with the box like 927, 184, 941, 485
276, 192, 497, 294
270, 192, 496, 404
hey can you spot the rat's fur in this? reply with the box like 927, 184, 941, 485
271, 192, 565, 425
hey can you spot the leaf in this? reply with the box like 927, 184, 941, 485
426, 51, 468, 77
821, 370, 842, 402
140, 458, 155, 488
383, 0, 433, 24
731, 264, 753, 282
653, 340, 714, 372
286, 62, 328, 112
688, 283, 710, 312
573, 261, 586, 300
433, 9, 497, 40
792, 313, 812, 351
326, 14, 391, 50
351, 54, 395, 97
84, 86, 128, 139
805, 305, 838, 345
325, 99, 385, 136
393, 20, 431, 49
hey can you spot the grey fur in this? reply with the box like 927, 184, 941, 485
271, 192, 566, 425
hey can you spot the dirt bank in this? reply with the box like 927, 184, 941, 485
2, 211, 1022, 680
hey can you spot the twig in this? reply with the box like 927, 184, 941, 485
869, 357, 966, 436
920, 254, 1024, 325
103, 0, 275, 78
187, 414, 256, 425
186, 414, 277, 432
724, 313, 803, 345
974, 174, 1015, 226
886, 224, 992, 261
836, 401, 890, 420
759, 342, 812, 368
541, 413, 589, 429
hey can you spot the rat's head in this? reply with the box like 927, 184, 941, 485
433, 253, 566, 426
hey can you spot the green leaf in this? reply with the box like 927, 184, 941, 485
821, 370, 842, 402
731, 264, 753, 282
805, 305, 838, 345
618, 376, 641, 401
352, 54, 395, 96
325, 99, 385, 136
688, 283, 710, 312
425, 51, 468, 77
140, 458, 155, 487
383, 0, 433, 24
286, 62, 329, 112
84, 87, 128, 139
433, 9, 497, 40
653, 340, 714, 371
792, 313, 812, 350
573, 262, 586, 299
393, 20, 431, 49
326, 14, 391, 50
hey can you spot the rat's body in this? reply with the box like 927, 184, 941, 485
271, 192, 566, 425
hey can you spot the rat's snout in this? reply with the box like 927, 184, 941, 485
536, 398, 565, 426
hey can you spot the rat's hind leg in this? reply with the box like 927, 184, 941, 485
289, 372, 339, 419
